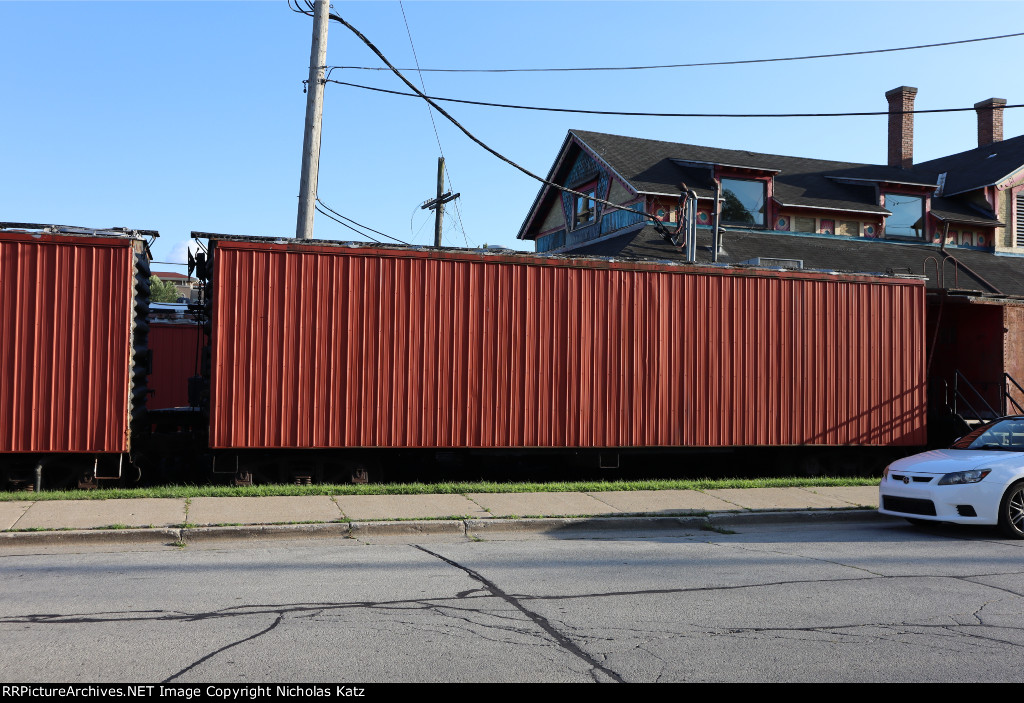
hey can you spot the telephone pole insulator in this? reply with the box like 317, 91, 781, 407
420, 157, 460, 247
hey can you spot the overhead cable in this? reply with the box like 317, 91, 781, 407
328, 79, 1024, 118
297, 5, 676, 238
316, 198, 409, 245
326, 31, 1024, 73
398, 1, 471, 248
315, 204, 382, 243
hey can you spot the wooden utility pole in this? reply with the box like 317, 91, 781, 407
295, 0, 329, 240
421, 157, 460, 247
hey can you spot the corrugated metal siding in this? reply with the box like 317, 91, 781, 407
0, 233, 135, 453
209, 241, 926, 449
148, 322, 202, 409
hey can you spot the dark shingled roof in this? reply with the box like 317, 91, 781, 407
570, 130, 941, 215
917, 133, 1024, 196
570, 225, 1024, 298
929, 197, 1003, 227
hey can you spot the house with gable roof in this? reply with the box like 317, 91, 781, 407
517, 87, 1024, 435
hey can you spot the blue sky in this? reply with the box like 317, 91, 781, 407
3, 1, 1022, 271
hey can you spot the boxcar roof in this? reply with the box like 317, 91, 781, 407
194, 231, 925, 287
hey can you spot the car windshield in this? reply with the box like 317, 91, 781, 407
951, 418, 1024, 451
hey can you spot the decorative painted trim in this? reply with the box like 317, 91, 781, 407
996, 166, 1024, 191
567, 132, 639, 198
557, 221, 649, 254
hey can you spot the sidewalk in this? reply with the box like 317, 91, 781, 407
0, 485, 884, 546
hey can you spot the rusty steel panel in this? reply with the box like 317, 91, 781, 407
209, 241, 927, 449
0, 232, 136, 453
148, 322, 202, 409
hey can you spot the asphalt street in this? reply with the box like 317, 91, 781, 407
2, 518, 1022, 683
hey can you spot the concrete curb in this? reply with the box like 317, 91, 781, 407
0, 528, 181, 547
707, 509, 885, 527
466, 516, 709, 534
181, 523, 352, 542
0, 509, 894, 546
349, 520, 466, 538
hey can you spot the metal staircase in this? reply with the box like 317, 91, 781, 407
941, 370, 1024, 429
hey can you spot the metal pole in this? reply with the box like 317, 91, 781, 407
686, 193, 697, 263
712, 180, 722, 263
296, 0, 329, 240
433, 157, 446, 247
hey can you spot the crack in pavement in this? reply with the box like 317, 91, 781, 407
5, 569, 1021, 626
953, 576, 1024, 598
162, 613, 284, 683
707, 538, 887, 577
511, 570, 1019, 602
359, 614, 563, 652
412, 544, 626, 683
7, 558, 1022, 683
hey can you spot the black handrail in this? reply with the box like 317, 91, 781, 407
953, 369, 998, 422
1005, 372, 1024, 415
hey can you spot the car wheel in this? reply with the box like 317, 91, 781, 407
998, 481, 1024, 539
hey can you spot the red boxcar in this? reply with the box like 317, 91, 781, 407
204, 235, 927, 452
0, 226, 150, 484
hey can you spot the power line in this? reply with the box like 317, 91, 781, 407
305, 8, 688, 239
315, 204, 382, 243
316, 198, 410, 245
328, 79, 1024, 119
326, 30, 1024, 73
398, 1, 470, 248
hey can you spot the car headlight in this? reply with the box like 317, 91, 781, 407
937, 469, 991, 485
882, 465, 891, 481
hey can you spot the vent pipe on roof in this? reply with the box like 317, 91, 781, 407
975, 98, 1006, 147
712, 179, 722, 263
886, 86, 918, 170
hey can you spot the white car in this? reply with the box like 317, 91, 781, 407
879, 416, 1024, 539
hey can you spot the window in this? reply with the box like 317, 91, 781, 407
838, 221, 859, 237
720, 178, 766, 227
574, 186, 596, 228
793, 216, 816, 233
885, 193, 925, 239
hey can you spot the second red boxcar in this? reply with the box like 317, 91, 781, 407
199, 235, 926, 466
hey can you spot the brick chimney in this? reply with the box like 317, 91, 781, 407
886, 86, 917, 169
974, 98, 1006, 147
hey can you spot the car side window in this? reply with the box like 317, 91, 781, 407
953, 420, 1024, 450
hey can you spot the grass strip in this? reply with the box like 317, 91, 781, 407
0, 476, 877, 502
